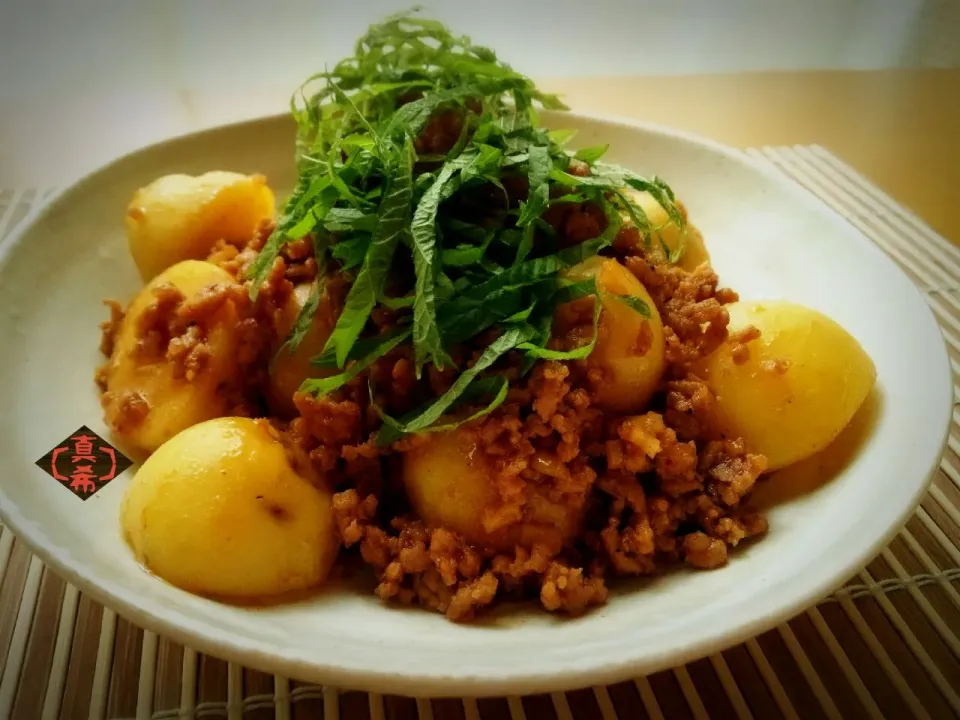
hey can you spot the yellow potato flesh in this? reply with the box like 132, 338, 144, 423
126, 171, 275, 282
267, 284, 336, 417
122, 417, 338, 599
403, 427, 581, 552
565, 257, 666, 413
692, 300, 877, 471
103, 260, 242, 456
626, 189, 710, 271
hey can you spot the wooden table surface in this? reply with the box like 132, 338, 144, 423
543, 69, 960, 245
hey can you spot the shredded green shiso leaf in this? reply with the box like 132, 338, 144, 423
248, 9, 684, 443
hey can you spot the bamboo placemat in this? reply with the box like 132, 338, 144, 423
1, 145, 959, 720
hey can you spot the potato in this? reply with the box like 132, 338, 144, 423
626, 189, 709, 271
403, 426, 583, 552
101, 260, 244, 456
266, 283, 337, 417
122, 417, 338, 598
692, 300, 876, 471
126, 171, 275, 281
565, 257, 666, 413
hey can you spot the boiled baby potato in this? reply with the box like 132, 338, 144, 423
122, 417, 338, 598
126, 171, 275, 281
102, 260, 243, 455
565, 256, 666, 413
626, 189, 709, 271
267, 283, 336, 417
403, 426, 582, 553
692, 300, 876, 471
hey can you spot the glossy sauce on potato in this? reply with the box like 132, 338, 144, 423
267, 283, 337, 417
402, 426, 584, 553
625, 189, 709, 271
101, 260, 244, 456
126, 171, 274, 282
122, 417, 339, 599
564, 256, 666, 413
692, 300, 877, 471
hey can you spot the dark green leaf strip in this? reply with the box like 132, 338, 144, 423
518, 293, 602, 361
410, 161, 460, 374
574, 144, 609, 164
609, 293, 652, 318
301, 326, 412, 395
281, 281, 322, 356
374, 374, 509, 447
374, 325, 535, 443
367, 138, 415, 299
322, 138, 415, 367
322, 267, 377, 368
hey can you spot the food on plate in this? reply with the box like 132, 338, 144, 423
691, 300, 877, 471
403, 425, 586, 552
563, 256, 666, 413
266, 283, 338, 417
625, 189, 710, 271
126, 171, 275, 281
122, 417, 338, 598
97, 260, 250, 455
98, 12, 875, 621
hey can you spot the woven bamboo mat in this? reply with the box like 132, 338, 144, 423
2, 145, 960, 720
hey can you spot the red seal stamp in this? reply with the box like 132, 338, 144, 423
36, 426, 132, 500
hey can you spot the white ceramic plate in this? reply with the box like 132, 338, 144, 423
0, 111, 951, 697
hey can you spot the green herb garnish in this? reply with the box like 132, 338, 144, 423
257, 9, 684, 441
611, 294, 652, 318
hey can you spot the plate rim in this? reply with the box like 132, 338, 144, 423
0, 109, 952, 697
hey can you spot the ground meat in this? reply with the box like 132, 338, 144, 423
700, 438, 768, 508
564, 205, 607, 245
596, 473, 657, 575
134, 284, 184, 358
612, 224, 644, 257
601, 513, 657, 575
206, 239, 242, 270
729, 325, 761, 365
490, 544, 553, 590
683, 532, 728, 569
540, 562, 608, 614
98, 240, 292, 430
101, 389, 149, 434
542, 201, 609, 248
165, 325, 210, 380
281, 236, 312, 262
280, 236, 317, 283
94, 364, 109, 392
302, 246, 769, 620
530, 360, 571, 421
99, 174, 773, 622
98, 300, 125, 356
460, 361, 601, 540
130, 281, 252, 382
664, 374, 714, 442
293, 393, 363, 446
208, 219, 273, 280
446, 573, 499, 621
319, 339, 766, 622
705, 510, 769, 548
415, 108, 465, 156
624, 258, 738, 365
331, 490, 501, 620
176, 283, 249, 327
605, 413, 699, 495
